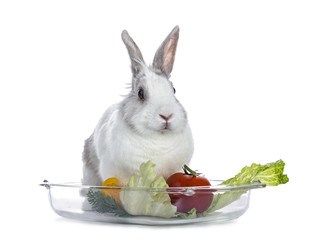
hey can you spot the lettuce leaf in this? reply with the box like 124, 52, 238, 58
205, 191, 245, 214
119, 160, 177, 218
177, 208, 197, 219
222, 159, 289, 186
203, 160, 289, 216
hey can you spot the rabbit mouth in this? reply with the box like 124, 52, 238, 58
161, 122, 172, 131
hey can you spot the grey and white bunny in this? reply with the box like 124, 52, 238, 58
82, 26, 194, 186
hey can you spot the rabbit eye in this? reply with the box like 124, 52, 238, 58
173, 87, 176, 94
138, 88, 145, 100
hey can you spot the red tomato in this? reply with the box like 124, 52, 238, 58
166, 166, 214, 213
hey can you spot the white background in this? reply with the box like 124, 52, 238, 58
1, 0, 319, 239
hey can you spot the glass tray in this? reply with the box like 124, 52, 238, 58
40, 180, 265, 225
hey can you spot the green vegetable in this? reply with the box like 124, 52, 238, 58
119, 160, 177, 218
222, 159, 289, 186
177, 208, 197, 219
204, 159, 289, 216
87, 189, 130, 217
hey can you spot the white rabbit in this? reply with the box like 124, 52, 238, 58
82, 26, 194, 186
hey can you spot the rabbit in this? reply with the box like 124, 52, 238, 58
81, 26, 194, 186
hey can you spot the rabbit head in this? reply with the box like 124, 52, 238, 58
120, 26, 188, 136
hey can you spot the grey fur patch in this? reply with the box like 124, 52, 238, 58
81, 134, 102, 187
131, 71, 146, 91
122, 30, 145, 77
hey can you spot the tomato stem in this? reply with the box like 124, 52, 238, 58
183, 165, 199, 176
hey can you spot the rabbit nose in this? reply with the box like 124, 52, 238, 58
159, 114, 173, 121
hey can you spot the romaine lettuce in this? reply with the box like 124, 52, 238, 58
119, 160, 177, 218
222, 159, 289, 186
203, 159, 289, 216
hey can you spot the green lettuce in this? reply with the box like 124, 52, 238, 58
119, 160, 177, 218
204, 191, 245, 214
222, 159, 289, 186
203, 159, 289, 216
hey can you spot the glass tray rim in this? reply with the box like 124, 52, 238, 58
40, 179, 266, 193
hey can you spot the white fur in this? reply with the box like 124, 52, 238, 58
94, 103, 193, 185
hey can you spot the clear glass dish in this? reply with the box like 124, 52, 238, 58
40, 180, 265, 225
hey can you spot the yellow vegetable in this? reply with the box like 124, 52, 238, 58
100, 177, 123, 205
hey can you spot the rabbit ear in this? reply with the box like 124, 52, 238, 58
122, 30, 145, 76
153, 26, 180, 78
